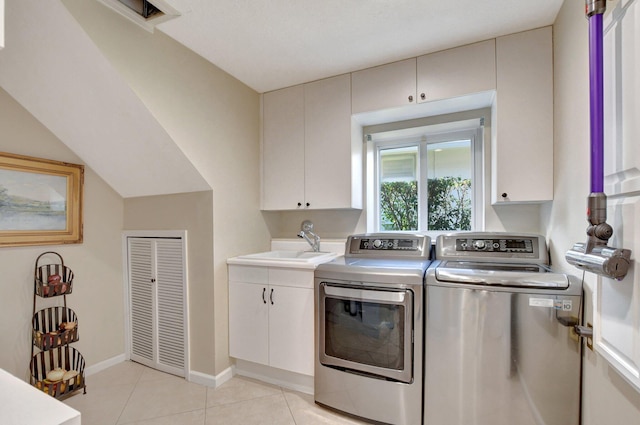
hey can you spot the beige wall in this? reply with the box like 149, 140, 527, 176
0, 87, 125, 379
62, 0, 270, 375
548, 1, 640, 423
123, 192, 215, 375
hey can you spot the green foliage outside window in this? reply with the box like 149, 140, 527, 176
427, 177, 471, 231
380, 177, 471, 231
380, 181, 418, 231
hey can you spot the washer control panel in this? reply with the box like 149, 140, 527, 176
456, 238, 534, 253
436, 233, 547, 265
346, 233, 431, 259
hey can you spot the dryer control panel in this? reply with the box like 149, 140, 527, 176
346, 233, 431, 259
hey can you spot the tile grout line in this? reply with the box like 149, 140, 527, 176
281, 386, 299, 425
113, 367, 146, 425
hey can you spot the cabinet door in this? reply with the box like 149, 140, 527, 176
417, 39, 496, 103
351, 58, 417, 114
304, 74, 359, 209
268, 285, 314, 376
228, 281, 269, 365
262, 85, 305, 210
493, 27, 553, 203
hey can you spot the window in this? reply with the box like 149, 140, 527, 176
367, 119, 483, 233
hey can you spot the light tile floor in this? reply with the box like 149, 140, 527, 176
63, 361, 370, 425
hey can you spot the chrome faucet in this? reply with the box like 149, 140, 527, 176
297, 220, 321, 252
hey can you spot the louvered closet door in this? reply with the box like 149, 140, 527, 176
155, 239, 186, 372
129, 238, 155, 364
128, 237, 187, 377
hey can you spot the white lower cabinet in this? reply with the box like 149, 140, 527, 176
228, 265, 314, 376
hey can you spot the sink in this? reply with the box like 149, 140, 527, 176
238, 250, 336, 262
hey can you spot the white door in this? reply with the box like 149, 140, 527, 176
597, 0, 640, 392
228, 281, 269, 365
128, 237, 188, 377
268, 285, 314, 375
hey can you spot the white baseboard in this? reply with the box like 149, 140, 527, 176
84, 353, 127, 376
83, 353, 235, 390
189, 365, 234, 388
234, 360, 314, 394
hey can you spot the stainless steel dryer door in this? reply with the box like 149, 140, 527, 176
319, 282, 414, 383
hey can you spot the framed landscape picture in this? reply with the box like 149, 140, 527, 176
0, 152, 84, 246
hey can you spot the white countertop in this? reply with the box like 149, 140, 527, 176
0, 369, 81, 425
226, 239, 345, 269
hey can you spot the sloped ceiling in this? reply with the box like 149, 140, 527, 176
0, 0, 210, 198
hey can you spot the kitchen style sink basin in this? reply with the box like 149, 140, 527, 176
238, 250, 336, 262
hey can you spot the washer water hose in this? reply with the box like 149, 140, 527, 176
565, 0, 631, 280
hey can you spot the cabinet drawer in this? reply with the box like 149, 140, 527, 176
269, 268, 314, 288
228, 265, 268, 284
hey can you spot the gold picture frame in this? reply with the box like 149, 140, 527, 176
0, 152, 84, 247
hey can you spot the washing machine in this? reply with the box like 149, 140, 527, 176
424, 232, 583, 425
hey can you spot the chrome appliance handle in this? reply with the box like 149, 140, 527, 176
435, 268, 569, 289
323, 284, 406, 303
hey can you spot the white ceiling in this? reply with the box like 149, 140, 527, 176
153, 0, 566, 93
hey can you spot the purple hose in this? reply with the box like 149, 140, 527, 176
589, 13, 604, 193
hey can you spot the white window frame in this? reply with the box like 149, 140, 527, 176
366, 120, 483, 235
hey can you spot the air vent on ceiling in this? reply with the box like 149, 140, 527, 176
98, 0, 180, 32
118, 0, 160, 19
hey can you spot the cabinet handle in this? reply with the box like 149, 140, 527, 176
420, 93, 426, 100
262, 287, 267, 304
408, 95, 414, 102
150, 278, 156, 283
306, 202, 310, 207
297, 202, 302, 207
501, 193, 508, 199
270, 288, 274, 305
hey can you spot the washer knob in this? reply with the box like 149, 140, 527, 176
473, 240, 486, 250
373, 239, 383, 249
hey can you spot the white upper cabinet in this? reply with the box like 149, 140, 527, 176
263, 28, 552, 208
351, 58, 417, 114
492, 27, 554, 204
262, 74, 362, 210
417, 40, 496, 103
304, 74, 359, 209
262, 85, 305, 210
